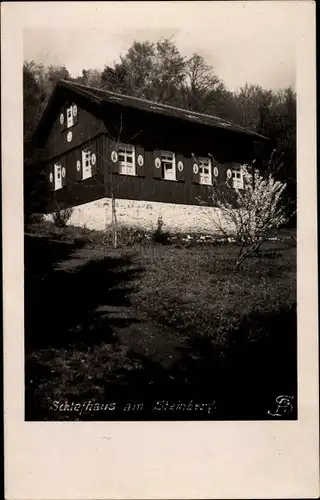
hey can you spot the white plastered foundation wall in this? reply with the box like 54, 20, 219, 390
44, 197, 232, 234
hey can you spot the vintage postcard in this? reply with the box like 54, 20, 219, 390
2, 1, 319, 498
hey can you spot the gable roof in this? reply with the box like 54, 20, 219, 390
34, 79, 269, 143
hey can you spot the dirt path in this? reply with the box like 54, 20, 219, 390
54, 244, 186, 367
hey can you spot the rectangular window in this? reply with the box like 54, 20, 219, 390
118, 143, 136, 176
232, 166, 244, 189
199, 157, 212, 185
54, 162, 62, 190
66, 105, 73, 128
82, 149, 94, 180
161, 151, 176, 181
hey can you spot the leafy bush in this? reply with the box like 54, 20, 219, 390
52, 204, 73, 228
25, 212, 44, 225
102, 224, 148, 247
118, 226, 146, 246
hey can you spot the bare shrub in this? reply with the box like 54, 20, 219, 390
152, 215, 170, 245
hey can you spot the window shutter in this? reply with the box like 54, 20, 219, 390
108, 138, 120, 174
211, 158, 221, 186
176, 154, 185, 182
59, 112, 65, 132
224, 163, 233, 185
135, 145, 146, 177
75, 151, 82, 182
192, 160, 200, 184
89, 142, 98, 176
72, 103, 79, 126
61, 163, 67, 187
153, 149, 162, 179
48, 164, 55, 191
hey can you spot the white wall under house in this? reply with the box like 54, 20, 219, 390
44, 198, 233, 234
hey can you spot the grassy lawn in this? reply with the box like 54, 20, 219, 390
25, 222, 297, 420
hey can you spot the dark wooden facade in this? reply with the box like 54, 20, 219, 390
34, 81, 266, 212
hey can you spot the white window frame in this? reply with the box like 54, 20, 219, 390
161, 151, 176, 181
198, 157, 212, 185
82, 148, 94, 180
66, 105, 73, 128
232, 165, 244, 189
54, 162, 63, 191
118, 143, 136, 176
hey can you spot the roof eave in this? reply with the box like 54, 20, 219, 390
64, 81, 269, 140
33, 79, 270, 146
100, 99, 269, 141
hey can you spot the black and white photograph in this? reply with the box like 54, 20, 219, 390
2, 1, 318, 498
23, 2, 299, 422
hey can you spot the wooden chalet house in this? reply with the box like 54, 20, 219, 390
34, 80, 268, 233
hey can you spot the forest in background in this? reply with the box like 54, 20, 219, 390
24, 37, 296, 221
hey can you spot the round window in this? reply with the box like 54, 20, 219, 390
73, 104, 77, 116
213, 166, 219, 177
138, 154, 144, 167
91, 153, 96, 165
193, 163, 199, 174
67, 131, 72, 143
227, 169, 232, 179
76, 161, 81, 171
60, 113, 64, 125
49, 172, 53, 183
111, 151, 118, 163
62, 167, 66, 178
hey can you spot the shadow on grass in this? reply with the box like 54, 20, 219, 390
100, 304, 297, 421
25, 234, 144, 419
25, 234, 143, 349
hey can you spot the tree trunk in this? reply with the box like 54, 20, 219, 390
235, 254, 246, 270
235, 241, 262, 269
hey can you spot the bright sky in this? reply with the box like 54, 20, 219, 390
23, 1, 298, 92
